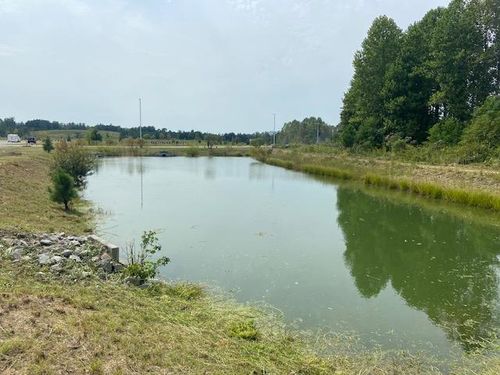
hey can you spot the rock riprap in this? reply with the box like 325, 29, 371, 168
0, 231, 124, 280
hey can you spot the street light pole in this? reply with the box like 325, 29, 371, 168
273, 113, 276, 146
139, 98, 142, 140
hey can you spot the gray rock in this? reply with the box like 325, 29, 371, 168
11, 248, 24, 261
69, 254, 82, 263
113, 263, 124, 272
100, 253, 112, 262
77, 249, 90, 258
99, 258, 113, 273
38, 253, 51, 265
16, 240, 28, 247
70, 240, 80, 247
51, 255, 64, 264
4, 239, 15, 247
124, 276, 143, 286
50, 263, 63, 273
62, 249, 73, 258
40, 239, 52, 246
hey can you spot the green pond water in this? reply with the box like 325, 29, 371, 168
84, 156, 500, 358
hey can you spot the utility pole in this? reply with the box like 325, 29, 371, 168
273, 113, 276, 146
139, 98, 142, 140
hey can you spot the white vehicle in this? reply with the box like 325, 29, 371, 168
7, 134, 21, 143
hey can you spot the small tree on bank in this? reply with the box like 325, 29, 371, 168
52, 140, 95, 188
49, 169, 77, 211
43, 137, 54, 153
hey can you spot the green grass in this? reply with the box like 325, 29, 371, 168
88, 145, 251, 157
255, 148, 500, 212
33, 129, 120, 141
363, 174, 500, 210
0, 259, 331, 374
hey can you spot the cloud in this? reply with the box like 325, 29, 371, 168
0, 43, 21, 56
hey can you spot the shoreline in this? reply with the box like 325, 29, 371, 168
253, 148, 500, 212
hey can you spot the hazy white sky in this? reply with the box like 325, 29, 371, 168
0, 0, 449, 132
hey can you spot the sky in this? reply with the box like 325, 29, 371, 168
0, 0, 450, 133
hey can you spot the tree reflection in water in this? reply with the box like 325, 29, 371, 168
336, 187, 500, 351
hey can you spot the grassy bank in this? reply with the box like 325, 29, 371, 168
0, 147, 92, 234
87, 145, 252, 158
0, 258, 336, 374
256, 147, 500, 211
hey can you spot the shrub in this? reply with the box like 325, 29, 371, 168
86, 129, 102, 144
123, 230, 170, 283
43, 137, 54, 153
428, 117, 465, 145
52, 140, 95, 188
49, 169, 78, 211
186, 147, 200, 157
458, 96, 500, 163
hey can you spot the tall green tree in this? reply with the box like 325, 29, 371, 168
339, 16, 402, 148
382, 8, 444, 143
429, 0, 490, 122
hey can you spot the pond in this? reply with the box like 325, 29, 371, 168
84, 156, 500, 359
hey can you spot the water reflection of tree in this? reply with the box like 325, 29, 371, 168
336, 187, 500, 351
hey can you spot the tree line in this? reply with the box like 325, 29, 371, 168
338, 0, 499, 153
0, 118, 273, 145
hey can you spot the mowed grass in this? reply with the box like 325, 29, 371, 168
0, 259, 498, 375
0, 147, 92, 234
0, 260, 336, 374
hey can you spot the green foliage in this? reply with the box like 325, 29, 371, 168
86, 129, 102, 144
339, 16, 402, 148
186, 147, 200, 157
51, 140, 95, 188
123, 230, 170, 282
339, 0, 498, 150
278, 117, 333, 145
49, 169, 78, 211
42, 137, 54, 153
458, 96, 500, 163
228, 320, 259, 341
428, 118, 465, 145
